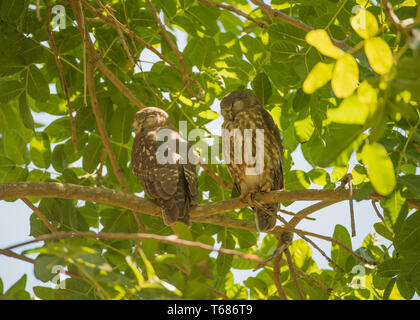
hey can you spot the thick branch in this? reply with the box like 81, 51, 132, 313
1, 183, 419, 219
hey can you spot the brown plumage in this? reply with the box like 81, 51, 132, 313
221, 90, 284, 232
131, 107, 198, 227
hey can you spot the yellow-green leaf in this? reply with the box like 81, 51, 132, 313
364, 37, 393, 75
361, 143, 396, 196
332, 54, 359, 98
357, 80, 378, 105
303, 62, 334, 94
327, 95, 375, 124
305, 29, 344, 59
350, 8, 378, 39
294, 114, 314, 143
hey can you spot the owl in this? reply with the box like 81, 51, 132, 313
221, 90, 284, 232
131, 107, 198, 227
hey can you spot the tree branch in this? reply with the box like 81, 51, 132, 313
2, 231, 263, 263
198, 0, 268, 29
145, 0, 204, 100
46, 6, 78, 154
249, 0, 348, 48
70, 0, 146, 110
1, 182, 419, 220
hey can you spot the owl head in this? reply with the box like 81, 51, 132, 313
132, 107, 173, 135
220, 90, 261, 120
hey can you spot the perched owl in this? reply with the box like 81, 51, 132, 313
131, 107, 198, 227
221, 90, 284, 232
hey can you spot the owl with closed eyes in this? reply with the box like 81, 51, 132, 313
221, 90, 284, 232
131, 107, 198, 227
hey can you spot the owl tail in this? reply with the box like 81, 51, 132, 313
161, 198, 191, 227
254, 203, 277, 232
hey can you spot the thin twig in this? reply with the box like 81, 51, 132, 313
293, 265, 333, 295
348, 175, 356, 237
278, 208, 316, 221
284, 248, 305, 300
20, 198, 57, 235
200, 163, 233, 190
73, 0, 146, 109
146, 0, 204, 100
198, 0, 268, 29
297, 232, 344, 272
371, 200, 394, 237
381, 0, 413, 36
0, 248, 83, 280
249, 0, 348, 48
273, 252, 287, 300
46, 6, 78, 153
36, 0, 41, 21
2, 232, 264, 263
94, 0, 136, 69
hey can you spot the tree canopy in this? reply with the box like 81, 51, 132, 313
0, 0, 419, 300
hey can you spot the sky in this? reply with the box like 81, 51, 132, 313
0, 8, 397, 297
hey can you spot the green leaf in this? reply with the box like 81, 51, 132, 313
377, 258, 400, 278
394, 211, 420, 254
331, 54, 359, 98
229, 228, 257, 249
251, 72, 272, 106
270, 40, 300, 62
183, 37, 217, 69
34, 255, 65, 282
383, 277, 397, 300
0, 55, 26, 77
240, 35, 267, 66
292, 88, 311, 112
373, 222, 393, 241
19, 94, 34, 130
21, 65, 50, 102
318, 123, 364, 167
364, 37, 393, 75
216, 230, 234, 276
398, 175, 420, 197
110, 106, 134, 144
284, 170, 311, 190
396, 276, 415, 300
4, 129, 30, 165
82, 135, 103, 173
331, 165, 348, 182
0, 80, 24, 103
4, 274, 30, 300
30, 132, 51, 169
361, 143, 396, 196
350, 8, 379, 39
308, 168, 330, 186
351, 164, 367, 185
331, 224, 352, 270
305, 29, 344, 59
51, 144, 67, 173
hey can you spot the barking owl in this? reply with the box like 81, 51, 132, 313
221, 90, 284, 232
131, 107, 198, 227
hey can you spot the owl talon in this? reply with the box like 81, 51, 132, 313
239, 192, 256, 207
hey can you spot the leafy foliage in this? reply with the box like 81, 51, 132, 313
0, 0, 419, 300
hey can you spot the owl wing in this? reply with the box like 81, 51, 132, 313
131, 131, 179, 200
260, 107, 284, 190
